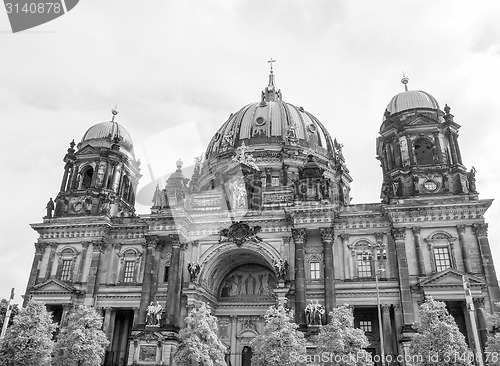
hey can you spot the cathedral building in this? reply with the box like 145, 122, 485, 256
24, 68, 500, 366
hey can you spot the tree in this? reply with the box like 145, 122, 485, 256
53, 305, 109, 366
173, 302, 226, 366
316, 305, 373, 366
0, 299, 56, 366
0, 299, 19, 330
485, 302, 500, 366
409, 296, 473, 366
251, 301, 307, 366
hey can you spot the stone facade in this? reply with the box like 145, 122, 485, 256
25, 73, 500, 366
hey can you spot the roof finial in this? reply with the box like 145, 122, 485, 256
111, 105, 119, 122
268, 57, 276, 73
401, 72, 409, 92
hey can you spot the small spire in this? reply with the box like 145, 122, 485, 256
176, 158, 183, 171
262, 58, 282, 102
111, 105, 119, 122
401, 72, 409, 92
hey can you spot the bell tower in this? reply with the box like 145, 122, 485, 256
53, 108, 141, 217
377, 77, 475, 203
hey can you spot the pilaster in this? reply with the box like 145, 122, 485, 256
292, 228, 307, 327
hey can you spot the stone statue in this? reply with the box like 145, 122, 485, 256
305, 299, 325, 325
146, 301, 163, 326
187, 262, 201, 282
273, 259, 289, 281
45, 198, 55, 218
467, 166, 477, 193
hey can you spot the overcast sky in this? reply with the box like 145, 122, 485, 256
1, 1, 499, 304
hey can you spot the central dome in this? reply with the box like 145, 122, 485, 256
204, 71, 335, 162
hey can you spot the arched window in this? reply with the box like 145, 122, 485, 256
119, 249, 140, 284
57, 247, 77, 282
414, 138, 434, 165
427, 232, 456, 273
82, 166, 94, 189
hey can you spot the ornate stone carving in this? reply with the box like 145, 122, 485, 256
219, 222, 262, 246
145, 235, 159, 248
456, 225, 466, 234
231, 142, 260, 171
391, 228, 406, 241
319, 227, 334, 242
35, 243, 45, 253
292, 228, 307, 243
273, 258, 289, 280
187, 262, 201, 282
169, 234, 181, 246
473, 297, 486, 309
382, 304, 390, 314
374, 232, 384, 243
91, 240, 106, 253
473, 223, 488, 237
340, 233, 350, 242
282, 236, 292, 245
412, 226, 421, 235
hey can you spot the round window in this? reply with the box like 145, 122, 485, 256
423, 180, 438, 192
308, 124, 317, 133
255, 117, 266, 126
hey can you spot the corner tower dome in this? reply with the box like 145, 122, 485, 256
79, 108, 135, 158
383, 76, 440, 120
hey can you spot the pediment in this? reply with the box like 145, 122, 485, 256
31, 278, 78, 293
404, 114, 439, 127
418, 268, 485, 288
75, 145, 99, 156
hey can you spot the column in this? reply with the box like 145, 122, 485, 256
473, 224, 500, 307
406, 135, 416, 166
165, 234, 182, 329
132, 307, 139, 328
457, 225, 471, 273
174, 243, 187, 323
45, 243, 58, 280
86, 241, 106, 305
150, 241, 163, 301
78, 242, 90, 283
392, 137, 402, 168
282, 164, 289, 186
447, 130, 458, 165
230, 315, 238, 366
382, 304, 394, 357
474, 298, 488, 350
412, 227, 426, 276
393, 304, 403, 358
91, 161, 99, 187
453, 133, 463, 164
391, 228, 415, 326
70, 164, 79, 190
433, 131, 444, 163
384, 144, 393, 170
320, 227, 336, 321
27, 243, 45, 288
60, 162, 71, 192
102, 161, 110, 189
102, 307, 113, 348
340, 234, 350, 280
292, 228, 307, 327
138, 235, 158, 326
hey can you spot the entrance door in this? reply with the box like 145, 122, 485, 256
111, 310, 133, 366
242, 346, 252, 366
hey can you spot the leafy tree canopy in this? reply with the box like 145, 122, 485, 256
0, 299, 56, 366
173, 302, 227, 366
53, 305, 109, 366
485, 302, 500, 366
409, 296, 473, 366
316, 304, 374, 366
251, 301, 307, 366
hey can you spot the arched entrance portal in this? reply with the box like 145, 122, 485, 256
194, 243, 282, 366
242, 346, 253, 366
